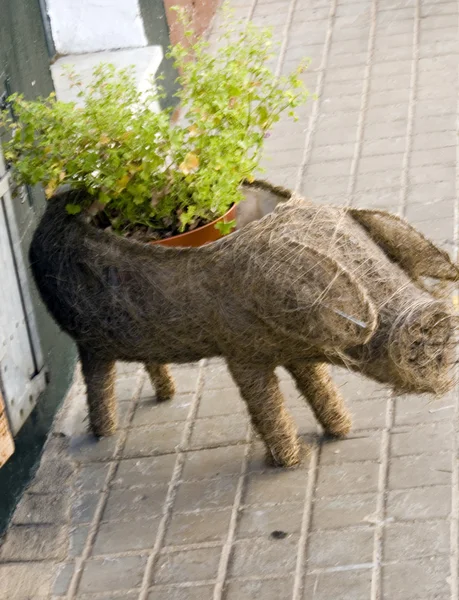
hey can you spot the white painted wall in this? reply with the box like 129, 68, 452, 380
46, 0, 148, 55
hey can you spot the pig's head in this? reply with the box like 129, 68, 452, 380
237, 186, 459, 396
344, 209, 459, 395
347, 298, 456, 395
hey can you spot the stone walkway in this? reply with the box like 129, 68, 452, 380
1, 0, 459, 598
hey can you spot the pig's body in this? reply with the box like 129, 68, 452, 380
29, 182, 458, 467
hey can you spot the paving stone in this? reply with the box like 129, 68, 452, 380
394, 394, 454, 426
355, 169, 402, 192
303, 568, 372, 600
0, 524, 68, 561
387, 486, 451, 520
143, 364, 200, 396
243, 469, 308, 505
229, 536, 299, 577
334, 372, 387, 401
315, 461, 379, 496
307, 526, 374, 567
421, 2, 458, 17
309, 143, 356, 163
197, 387, 245, 418
290, 407, 317, 434
53, 561, 75, 595
358, 152, 405, 174
237, 503, 303, 538
93, 517, 160, 554
416, 95, 455, 118
388, 452, 452, 489
383, 519, 450, 561
148, 586, 214, 600
279, 379, 304, 406
321, 433, 382, 464
116, 362, 141, 376
28, 458, 74, 493
13, 493, 69, 525
390, 422, 453, 457
103, 485, 168, 521
407, 180, 456, 204
173, 476, 238, 512
312, 492, 377, 530
132, 394, 192, 426
0, 562, 57, 599
382, 557, 450, 600
302, 175, 351, 197
77, 591, 138, 599
307, 159, 353, 179
364, 120, 408, 143
188, 415, 248, 449
71, 492, 101, 525
349, 398, 387, 430
165, 508, 231, 546
69, 524, 89, 557
405, 199, 454, 223
69, 433, 120, 463
314, 125, 358, 147
153, 547, 220, 584
115, 375, 140, 402
413, 112, 456, 134
123, 422, 185, 457
79, 555, 147, 593
321, 93, 362, 114
75, 462, 111, 492
112, 454, 176, 488
224, 578, 293, 600
202, 364, 235, 390
409, 164, 455, 186
374, 43, 413, 63
181, 445, 247, 481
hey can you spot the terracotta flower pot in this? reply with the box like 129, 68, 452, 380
150, 204, 236, 248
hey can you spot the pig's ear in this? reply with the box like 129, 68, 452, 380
350, 208, 459, 282
245, 240, 378, 351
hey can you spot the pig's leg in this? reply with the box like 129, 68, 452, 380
228, 361, 307, 467
287, 362, 352, 437
145, 363, 176, 402
79, 347, 117, 437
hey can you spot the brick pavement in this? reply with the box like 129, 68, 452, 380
1, 0, 458, 598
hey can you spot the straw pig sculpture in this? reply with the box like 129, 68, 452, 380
29, 181, 459, 467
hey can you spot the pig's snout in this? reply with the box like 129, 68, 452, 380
389, 300, 455, 395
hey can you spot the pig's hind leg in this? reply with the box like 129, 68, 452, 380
145, 363, 176, 402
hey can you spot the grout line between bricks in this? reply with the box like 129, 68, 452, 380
398, 0, 420, 217
212, 429, 252, 600
291, 444, 320, 600
370, 392, 393, 600
66, 366, 146, 599
294, 0, 337, 193
273, 0, 297, 77
346, 0, 377, 206
138, 359, 207, 600
450, 2, 459, 594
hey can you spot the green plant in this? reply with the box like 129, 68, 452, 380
0, 6, 309, 239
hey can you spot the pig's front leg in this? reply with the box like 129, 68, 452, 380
287, 362, 352, 438
227, 361, 308, 468
79, 346, 118, 437
145, 363, 176, 402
